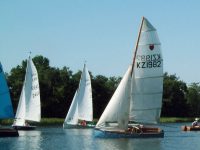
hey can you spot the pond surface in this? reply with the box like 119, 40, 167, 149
0, 123, 199, 150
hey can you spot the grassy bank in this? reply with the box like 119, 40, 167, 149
0, 117, 195, 126
160, 117, 194, 123
0, 118, 64, 126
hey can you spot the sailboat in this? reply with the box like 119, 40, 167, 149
12, 56, 41, 130
95, 17, 164, 138
63, 63, 94, 128
0, 62, 19, 137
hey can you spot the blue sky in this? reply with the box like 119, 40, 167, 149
1, 0, 200, 84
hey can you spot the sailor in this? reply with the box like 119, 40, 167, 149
25, 121, 30, 126
81, 120, 87, 126
192, 118, 199, 127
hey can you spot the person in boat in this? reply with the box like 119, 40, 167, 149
80, 120, 87, 126
25, 121, 30, 126
192, 118, 199, 127
127, 125, 143, 133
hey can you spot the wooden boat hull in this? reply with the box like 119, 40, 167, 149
181, 125, 200, 131
0, 128, 19, 137
63, 124, 95, 129
94, 127, 164, 138
12, 125, 36, 130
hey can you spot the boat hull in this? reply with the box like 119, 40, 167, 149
63, 124, 95, 129
94, 128, 164, 138
181, 125, 200, 131
12, 125, 36, 130
0, 128, 19, 137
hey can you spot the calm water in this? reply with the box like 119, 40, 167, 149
0, 123, 200, 150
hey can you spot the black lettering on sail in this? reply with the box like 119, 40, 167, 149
157, 54, 161, 60
157, 61, 161, 67
142, 62, 145, 68
137, 62, 141, 68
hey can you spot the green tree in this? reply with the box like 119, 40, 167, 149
162, 73, 188, 117
7, 63, 26, 111
187, 83, 200, 117
92, 75, 120, 118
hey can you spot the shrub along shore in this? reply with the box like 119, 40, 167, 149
0, 117, 195, 126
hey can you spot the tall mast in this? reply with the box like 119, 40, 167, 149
131, 17, 145, 75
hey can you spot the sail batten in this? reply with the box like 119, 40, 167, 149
132, 107, 161, 111
135, 76, 163, 79
133, 92, 163, 94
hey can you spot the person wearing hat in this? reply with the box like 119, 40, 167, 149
192, 118, 199, 127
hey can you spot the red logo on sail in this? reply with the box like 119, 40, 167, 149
149, 44, 154, 50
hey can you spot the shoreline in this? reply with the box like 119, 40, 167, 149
0, 117, 195, 126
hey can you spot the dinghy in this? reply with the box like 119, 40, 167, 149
12, 55, 41, 130
63, 64, 94, 129
0, 62, 19, 137
182, 118, 200, 131
181, 125, 200, 131
95, 17, 164, 138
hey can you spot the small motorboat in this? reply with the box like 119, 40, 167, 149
181, 125, 200, 131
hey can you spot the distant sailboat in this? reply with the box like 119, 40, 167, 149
12, 56, 41, 130
0, 62, 19, 137
63, 63, 94, 128
95, 17, 164, 138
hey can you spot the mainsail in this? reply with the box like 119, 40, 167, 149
129, 17, 163, 124
77, 64, 93, 121
14, 56, 41, 126
0, 62, 14, 119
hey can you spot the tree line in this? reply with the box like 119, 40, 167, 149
5, 55, 200, 118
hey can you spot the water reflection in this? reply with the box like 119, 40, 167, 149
95, 137, 162, 150
17, 130, 43, 150
63, 129, 94, 150
63, 129, 162, 150
0, 130, 43, 150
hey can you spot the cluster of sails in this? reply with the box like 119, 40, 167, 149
0, 17, 165, 138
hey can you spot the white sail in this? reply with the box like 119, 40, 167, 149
14, 56, 41, 126
24, 57, 41, 122
14, 86, 26, 126
77, 64, 93, 121
129, 17, 163, 124
63, 91, 79, 126
96, 66, 132, 130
